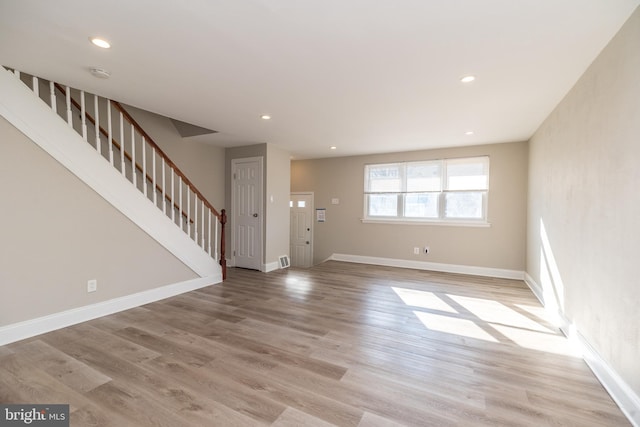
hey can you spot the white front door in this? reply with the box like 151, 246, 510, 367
290, 192, 313, 268
232, 157, 263, 270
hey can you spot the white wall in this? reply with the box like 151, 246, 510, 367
266, 143, 291, 270
292, 141, 528, 273
527, 5, 640, 407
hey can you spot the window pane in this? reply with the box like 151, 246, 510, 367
407, 162, 440, 192
446, 158, 488, 190
445, 192, 484, 219
366, 164, 402, 192
368, 194, 398, 216
297, 200, 306, 208
405, 193, 439, 218
364, 157, 489, 222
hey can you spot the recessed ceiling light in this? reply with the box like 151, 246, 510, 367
330, 146, 337, 150
261, 115, 271, 120
465, 131, 474, 136
460, 75, 475, 83
89, 37, 111, 49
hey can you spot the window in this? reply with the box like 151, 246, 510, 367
364, 156, 489, 223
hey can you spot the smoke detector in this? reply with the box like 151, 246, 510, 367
89, 67, 111, 79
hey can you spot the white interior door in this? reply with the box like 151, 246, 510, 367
232, 157, 262, 270
290, 192, 313, 267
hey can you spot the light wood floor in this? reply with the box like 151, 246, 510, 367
0, 261, 629, 426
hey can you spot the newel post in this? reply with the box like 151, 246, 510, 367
220, 209, 227, 280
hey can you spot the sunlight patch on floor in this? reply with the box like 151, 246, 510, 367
448, 295, 554, 333
391, 285, 580, 357
414, 311, 499, 343
491, 323, 580, 357
391, 287, 457, 313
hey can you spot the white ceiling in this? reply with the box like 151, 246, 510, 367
1, 1, 638, 159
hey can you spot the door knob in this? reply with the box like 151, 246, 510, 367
306, 241, 310, 244
253, 213, 258, 217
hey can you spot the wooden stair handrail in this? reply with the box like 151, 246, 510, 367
111, 101, 221, 221
54, 83, 194, 223
48, 81, 226, 279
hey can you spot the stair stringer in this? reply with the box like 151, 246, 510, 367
0, 69, 220, 279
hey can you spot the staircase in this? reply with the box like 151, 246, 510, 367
0, 66, 226, 280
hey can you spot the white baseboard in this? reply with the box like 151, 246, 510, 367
0, 275, 221, 346
524, 272, 544, 304
264, 261, 280, 273
524, 274, 640, 427
328, 253, 524, 280
576, 330, 640, 427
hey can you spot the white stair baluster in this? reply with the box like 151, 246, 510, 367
119, 112, 125, 175
208, 210, 212, 255
152, 148, 157, 205
187, 186, 191, 236
171, 170, 175, 222
94, 95, 100, 153
162, 158, 166, 214
179, 177, 183, 229
49, 81, 57, 114
80, 91, 87, 141
142, 137, 147, 197
32, 76, 39, 97
162, 157, 167, 215
201, 202, 205, 248
107, 100, 113, 165
131, 125, 136, 186
194, 197, 198, 243
65, 86, 72, 126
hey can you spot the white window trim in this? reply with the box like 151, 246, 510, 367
360, 218, 491, 227
363, 156, 490, 225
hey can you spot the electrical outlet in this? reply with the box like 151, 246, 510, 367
87, 279, 97, 293
424, 246, 430, 254
413, 247, 420, 255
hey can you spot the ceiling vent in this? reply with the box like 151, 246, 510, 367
89, 67, 111, 79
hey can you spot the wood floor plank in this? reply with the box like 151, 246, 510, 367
0, 345, 14, 359
0, 353, 96, 413
272, 407, 338, 427
83, 381, 201, 427
9, 339, 112, 393
203, 355, 365, 426
0, 261, 630, 426
357, 412, 413, 427
142, 355, 285, 424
